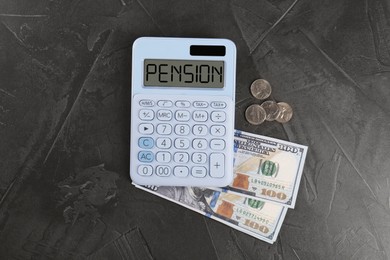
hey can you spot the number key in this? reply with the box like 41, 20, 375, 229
156, 138, 172, 149
175, 124, 190, 135
174, 152, 189, 163
193, 124, 207, 136
193, 139, 207, 150
175, 138, 190, 149
157, 124, 172, 135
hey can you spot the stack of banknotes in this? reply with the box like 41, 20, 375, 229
133, 130, 308, 244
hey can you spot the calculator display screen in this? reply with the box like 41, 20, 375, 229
144, 59, 224, 88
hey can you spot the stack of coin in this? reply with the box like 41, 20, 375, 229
245, 79, 293, 125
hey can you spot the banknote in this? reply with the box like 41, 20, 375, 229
133, 184, 287, 243
219, 130, 307, 208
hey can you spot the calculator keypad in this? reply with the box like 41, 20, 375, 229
133, 94, 232, 183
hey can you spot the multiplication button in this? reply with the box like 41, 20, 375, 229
210, 125, 225, 136
138, 165, 153, 176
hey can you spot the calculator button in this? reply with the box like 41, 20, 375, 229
158, 100, 173, 107
157, 124, 172, 135
176, 100, 191, 107
174, 152, 189, 163
138, 165, 153, 176
156, 166, 171, 177
157, 110, 173, 121
138, 151, 154, 162
191, 167, 207, 178
174, 166, 189, 177
210, 125, 226, 136
139, 123, 153, 134
211, 111, 226, 122
175, 124, 190, 135
175, 110, 190, 121
174, 138, 190, 149
156, 152, 171, 163
210, 139, 225, 150
193, 111, 208, 122
192, 139, 207, 150
193, 124, 208, 136
193, 101, 208, 108
192, 152, 207, 164
138, 137, 154, 149
210, 153, 225, 178
211, 101, 226, 109
139, 109, 154, 121
156, 138, 172, 149
139, 99, 154, 107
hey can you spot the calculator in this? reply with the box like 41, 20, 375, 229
130, 37, 236, 186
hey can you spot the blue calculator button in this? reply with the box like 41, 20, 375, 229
138, 151, 154, 162
138, 137, 154, 149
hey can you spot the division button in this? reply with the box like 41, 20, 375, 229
174, 166, 189, 177
211, 111, 226, 122
191, 167, 207, 178
138, 123, 153, 134
138, 165, 153, 176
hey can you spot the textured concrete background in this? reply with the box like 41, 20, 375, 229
1, 0, 390, 259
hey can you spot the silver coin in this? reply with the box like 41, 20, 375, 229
276, 102, 293, 123
245, 104, 266, 125
250, 79, 272, 100
261, 100, 280, 121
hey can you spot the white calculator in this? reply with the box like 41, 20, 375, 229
130, 37, 236, 186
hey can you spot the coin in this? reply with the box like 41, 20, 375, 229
261, 100, 280, 121
245, 104, 266, 125
276, 102, 293, 123
250, 79, 272, 100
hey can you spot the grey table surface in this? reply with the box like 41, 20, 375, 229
1, 0, 390, 259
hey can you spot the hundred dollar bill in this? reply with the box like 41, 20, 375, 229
219, 130, 307, 208
133, 184, 287, 243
